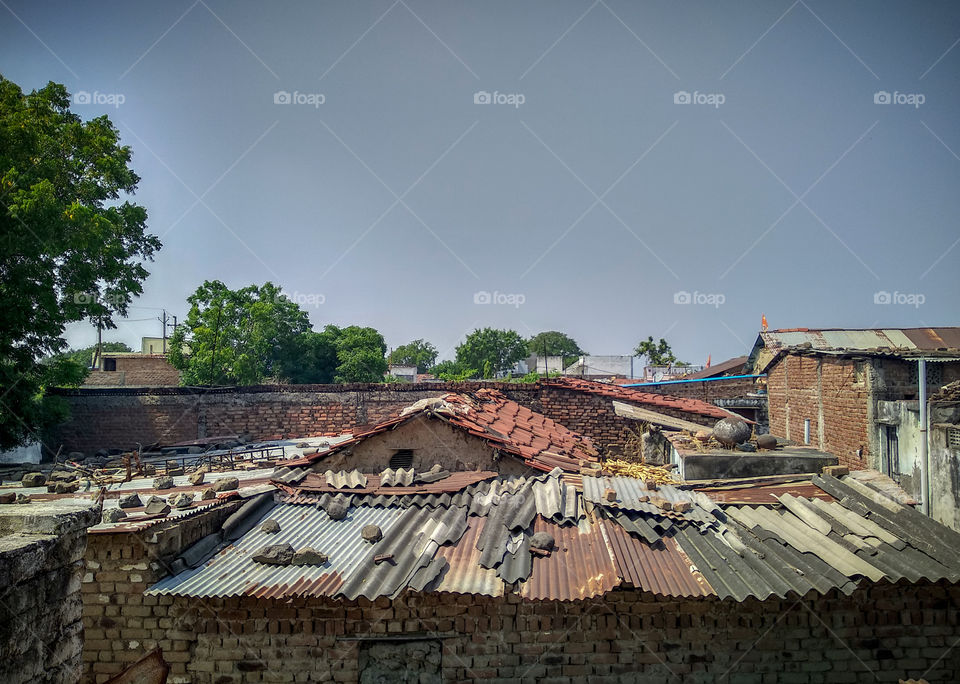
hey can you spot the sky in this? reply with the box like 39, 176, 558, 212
2, 0, 959, 365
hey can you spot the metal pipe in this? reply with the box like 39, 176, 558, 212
919, 359, 929, 515
804, 419, 811, 445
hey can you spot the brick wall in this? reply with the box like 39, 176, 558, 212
81, 503, 241, 683
629, 376, 759, 401
46, 383, 676, 457
767, 355, 870, 469
537, 386, 716, 457
84, 356, 181, 387
0, 502, 99, 684
80, 520, 960, 684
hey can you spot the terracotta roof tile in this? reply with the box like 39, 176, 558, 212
543, 377, 739, 422
292, 388, 599, 473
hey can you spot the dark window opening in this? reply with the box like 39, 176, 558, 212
948, 428, 960, 450
103, 358, 117, 371
883, 425, 900, 480
389, 449, 414, 470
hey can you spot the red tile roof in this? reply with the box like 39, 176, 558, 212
542, 377, 737, 421
291, 389, 599, 473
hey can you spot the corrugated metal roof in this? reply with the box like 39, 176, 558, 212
148, 469, 960, 603
433, 517, 504, 597
322, 470, 367, 489
694, 481, 834, 505
521, 516, 619, 601
148, 504, 405, 598
582, 476, 720, 527
598, 517, 712, 597
760, 328, 960, 356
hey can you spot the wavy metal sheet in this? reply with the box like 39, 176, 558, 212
323, 470, 367, 489
520, 516, 619, 601
380, 468, 414, 486
147, 504, 405, 598
433, 517, 504, 597
598, 518, 713, 597
582, 476, 719, 527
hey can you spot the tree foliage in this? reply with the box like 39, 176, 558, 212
331, 325, 388, 383
634, 336, 682, 366
169, 281, 310, 385
455, 328, 528, 379
387, 339, 438, 373
48, 342, 132, 369
527, 331, 584, 366
431, 359, 476, 382
0, 77, 160, 449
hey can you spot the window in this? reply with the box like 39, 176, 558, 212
883, 425, 900, 479
949, 428, 960, 450
908, 363, 942, 388
103, 358, 117, 372
389, 449, 413, 470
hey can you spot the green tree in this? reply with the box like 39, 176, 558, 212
169, 281, 310, 385
281, 328, 339, 384
332, 325, 387, 383
0, 77, 160, 449
431, 359, 476, 382
388, 339, 438, 373
527, 331, 584, 368
455, 328, 528, 379
48, 342, 132, 369
634, 336, 682, 366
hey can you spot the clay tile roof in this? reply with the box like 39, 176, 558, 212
542, 377, 736, 421
289, 388, 599, 473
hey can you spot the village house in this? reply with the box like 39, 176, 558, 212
83, 337, 181, 388
3, 382, 960, 682
748, 327, 960, 530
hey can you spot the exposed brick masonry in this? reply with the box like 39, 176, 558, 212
81, 513, 960, 684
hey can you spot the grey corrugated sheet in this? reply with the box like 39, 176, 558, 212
760, 328, 960, 355
148, 504, 404, 598
339, 505, 469, 600
672, 522, 857, 601
380, 468, 414, 486
583, 476, 719, 527
323, 470, 367, 489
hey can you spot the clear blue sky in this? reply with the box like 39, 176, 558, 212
3, 0, 958, 363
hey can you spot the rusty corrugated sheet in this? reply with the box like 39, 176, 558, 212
762, 328, 960, 354
694, 482, 834, 505
434, 517, 504, 597
520, 517, 619, 601
599, 518, 713, 597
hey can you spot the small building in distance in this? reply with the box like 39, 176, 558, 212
82, 336, 181, 387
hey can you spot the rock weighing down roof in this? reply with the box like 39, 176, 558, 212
149, 466, 960, 603
290, 389, 600, 473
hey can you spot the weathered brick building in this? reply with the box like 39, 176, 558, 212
83, 353, 181, 388
72, 466, 960, 683
749, 327, 960, 529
